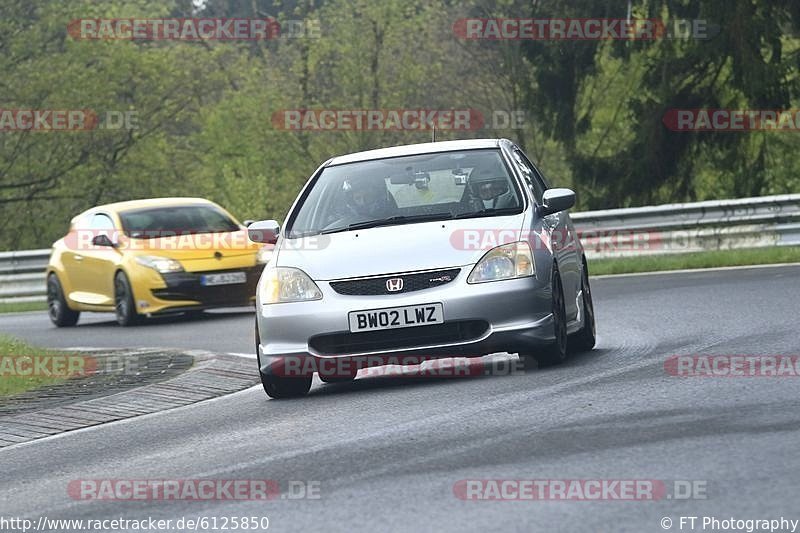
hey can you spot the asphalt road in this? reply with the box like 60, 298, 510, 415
2, 265, 800, 532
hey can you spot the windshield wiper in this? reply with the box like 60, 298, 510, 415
453, 207, 522, 219
318, 213, 455, 235
128, 229, 235, 238
347, 213, 456, 231
192, 228, 238, 234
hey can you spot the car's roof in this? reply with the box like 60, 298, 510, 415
90, 197, 215, 214
328, 139, 508, 166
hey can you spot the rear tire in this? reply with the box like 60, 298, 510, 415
569, 260, 596, 353
47, 274, 80, 327
114, 271, 140, 326
520, 265, 568, 369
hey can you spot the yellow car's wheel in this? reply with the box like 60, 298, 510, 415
114, 271, 140, 327
47, 274, 80, 327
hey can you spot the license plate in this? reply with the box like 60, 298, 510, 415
348, 303, 444, 333
200, 272, 247, 286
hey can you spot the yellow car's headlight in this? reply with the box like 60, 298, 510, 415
256, 246, 273, 264
135, 255, 184, 273
467, 241, 534, 283
259, 266, 322, 304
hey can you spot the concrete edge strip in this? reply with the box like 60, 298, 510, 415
0, 349, 259, 449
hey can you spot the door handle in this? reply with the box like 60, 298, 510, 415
74, 255, 84, 261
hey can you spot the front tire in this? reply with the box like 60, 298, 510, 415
520, 265, 568, 369
256, 320, 312, 398
569, 260, 596, 353
260, 371, 312, 398
114, 271, 140, 326
47, 274, 80, 327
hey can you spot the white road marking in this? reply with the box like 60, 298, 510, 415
226, 352, 257, 359
591, 261, 800, 279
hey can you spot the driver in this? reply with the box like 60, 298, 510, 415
342, 175, 393, 218
467, 160, 517, 210
474, 179, 504, 202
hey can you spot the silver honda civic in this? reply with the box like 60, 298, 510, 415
249, 138, 595, 398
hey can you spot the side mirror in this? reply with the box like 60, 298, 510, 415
247, 220, 280, 244
242, 220, 255, 228
540, 188, 576, 216
92, 234, 116, 248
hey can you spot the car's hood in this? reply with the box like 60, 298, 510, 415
277, 215, 526, 280
122, 229, 261, 260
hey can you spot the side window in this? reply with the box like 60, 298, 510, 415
90, 213, 115, 230
511, 149, 546, 204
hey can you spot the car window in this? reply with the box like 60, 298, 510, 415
511, 149, 546, 204
90, 213, 115, 230
287, 149, 524, 237
118, 205, 240, 238
389, 170, 466, 208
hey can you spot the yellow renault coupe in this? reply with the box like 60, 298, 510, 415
46, 198, 272, 326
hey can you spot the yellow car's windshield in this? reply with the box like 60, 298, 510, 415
119, 205, 240, 239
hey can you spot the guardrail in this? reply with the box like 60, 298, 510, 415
0, 250, 50, 304
1, 193, 798, 304
571, 193, 800, 259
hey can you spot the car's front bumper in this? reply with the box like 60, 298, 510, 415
133, 265, 263, 314
256, 269, 555, 374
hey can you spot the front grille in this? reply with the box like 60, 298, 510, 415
152, 266, 262, 305
309, 320, 489, 355
329, 268, 461, 296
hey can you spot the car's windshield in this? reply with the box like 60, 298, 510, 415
287, 149, 522, 238
119, 205, 240, 238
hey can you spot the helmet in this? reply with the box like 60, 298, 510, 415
469, 164, 510, 203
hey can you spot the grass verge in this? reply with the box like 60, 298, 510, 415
0, 335, 68, 398
590, 246, 800, 276
0, 301, 47, 314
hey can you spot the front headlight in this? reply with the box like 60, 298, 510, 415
135, 255, 184, 273
259, 266, 322, 304
467, 241, 534, 283
256, 246, 273, 264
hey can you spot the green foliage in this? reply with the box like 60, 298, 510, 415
1, 0, 799, 249
0, 334, 67, 397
